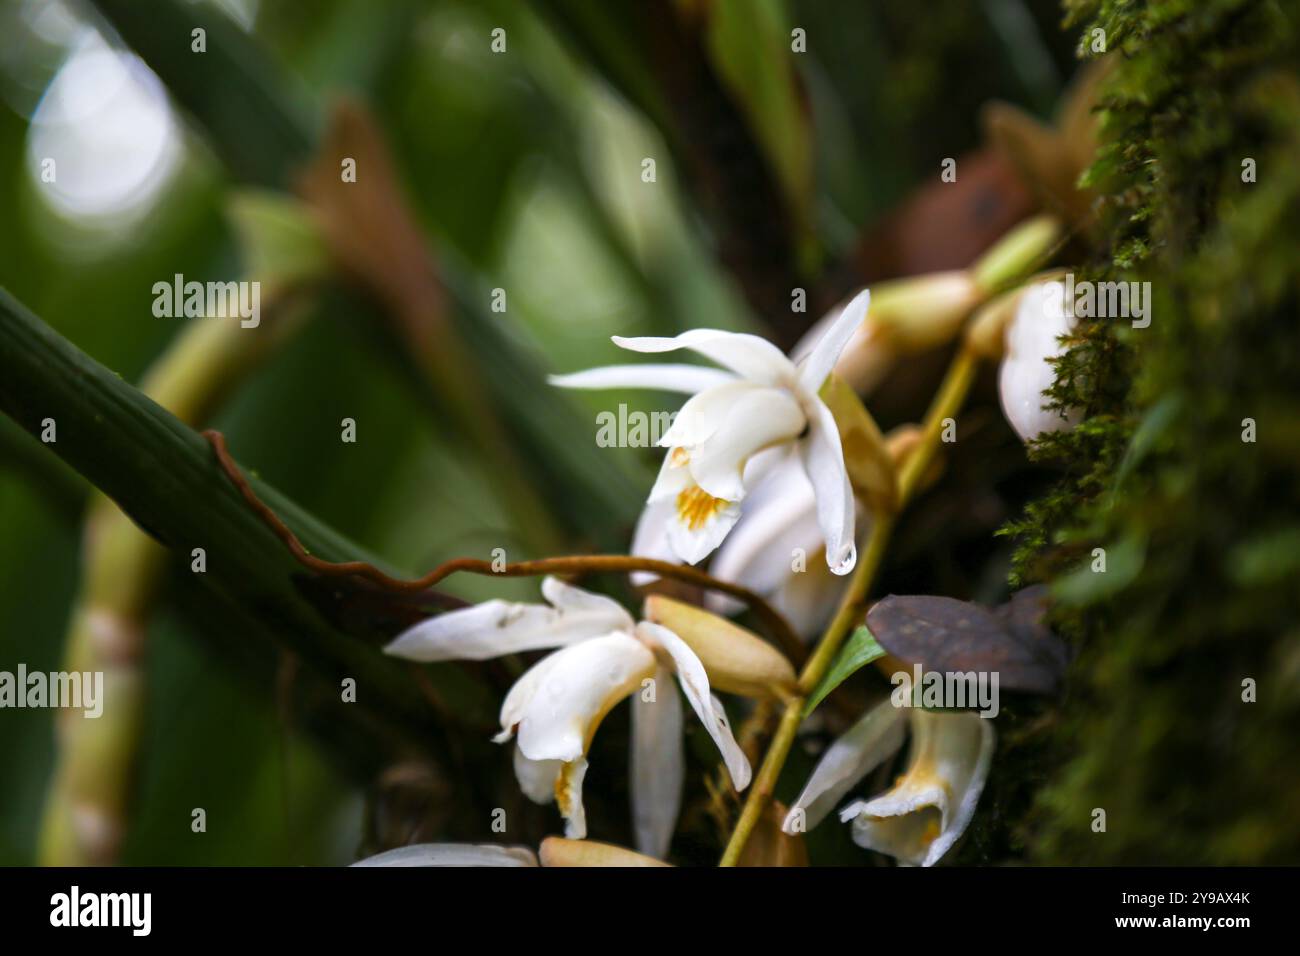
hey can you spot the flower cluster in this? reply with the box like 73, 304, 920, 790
383, 242, 1075, 864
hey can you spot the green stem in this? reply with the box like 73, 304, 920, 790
0, 286, 495, 782
719, 348, 979, 866
37, 293, 309, 865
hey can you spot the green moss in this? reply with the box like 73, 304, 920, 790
989, 0, 1300, 864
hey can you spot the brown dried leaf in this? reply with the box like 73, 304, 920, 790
866, 589, 1067, 695
736, 801, 808, 868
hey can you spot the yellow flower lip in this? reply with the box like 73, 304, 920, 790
675, 485, 729, 531
642, 595, 796, 699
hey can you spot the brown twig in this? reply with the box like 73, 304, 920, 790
203, 429, 807, 665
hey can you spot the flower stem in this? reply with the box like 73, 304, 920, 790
718, 347, 979, 866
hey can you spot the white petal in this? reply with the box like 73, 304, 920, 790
494, 647, 565, 744
664, 488, 742, 566
998, 280, 1081, 443
635, 621, 751, 791
797, 289, 871, 394
782, 699, 907, 833
513, 746, 562, 804
504, 634, 657, 763
556, 757, 590, 839
799, 397, 857, 575
540, 576, 635, 629
630, 665, 684, 858
650, 437, 794, 565
548, 363, 735, 394
840, 710, 995, 867
687, 387, 806, 501
709, 458, 819, 599
740, 443, 793, 488
351, 843, 538, 867
657, 380, 763, 449
771, 561, 845, 637
629, 497, 677, 586
647, 445, 696, 504
385, 591, 629, 663
612, 329, 796, 385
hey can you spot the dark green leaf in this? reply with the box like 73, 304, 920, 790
803, 625, 886, 716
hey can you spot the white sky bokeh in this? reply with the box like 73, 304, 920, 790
26, 28, 182, 227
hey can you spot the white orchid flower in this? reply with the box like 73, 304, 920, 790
550, 291, 871, 574
384, 577, 751, 852
997, 279, 1081, 443
783, 700, 995, 867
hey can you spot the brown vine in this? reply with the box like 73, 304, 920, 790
203, 429, 806, 665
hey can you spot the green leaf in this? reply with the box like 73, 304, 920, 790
803, 625, 886, 716
0, 286, 496, 735
92, 0, 642, 546
704, 0, 813, 232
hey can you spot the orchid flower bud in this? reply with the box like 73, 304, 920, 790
971, 214, 1062, 295
792, 274, 980, 396
539, 837, 670, 867
996, 279, 1082, 442
867, 271, 982, 352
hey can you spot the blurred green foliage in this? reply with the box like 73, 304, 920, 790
12, 0, 1285, 869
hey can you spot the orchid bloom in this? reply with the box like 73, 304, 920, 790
997, 279, 1081, 443
383, 577, 752, 853
550, 291, 871, 574
783, 700, 995, 867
